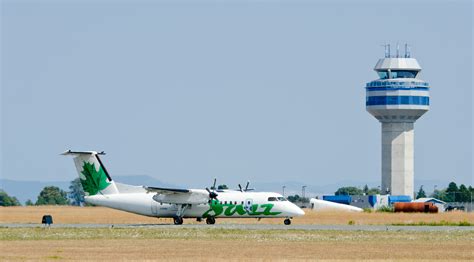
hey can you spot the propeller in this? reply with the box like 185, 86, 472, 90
206, 178, 219, 200
244, 181, 250, 191
211, 178, 217, 190
206, 187, 218, 200
237, 181, 253, 192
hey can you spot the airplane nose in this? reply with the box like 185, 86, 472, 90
295, 206, 305, 216
290, 204, 305, 217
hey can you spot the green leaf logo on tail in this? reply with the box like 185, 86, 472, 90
80, 162, 110, 195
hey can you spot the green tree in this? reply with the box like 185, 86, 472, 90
430, 189, 447, 201
430, 182, 473, 202
335, 186, 363, 196
69, 178, 85, 206
416, 186, 427, 199
36, 186, 69, 205
287, 194, 300, 203
458, 184, 470, 202
445, 182, 459, 202
469, 186, 474, 202
0, 190, 21, 206
25, 199, 34, 206
366, 187, 381, 195
363, 184, 369, 195
446, 182, 459, 192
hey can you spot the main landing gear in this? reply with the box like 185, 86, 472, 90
173, 217, 184, 225
284, 218, 291, 225
173, 204, 190, 225
206, 217, 216, 225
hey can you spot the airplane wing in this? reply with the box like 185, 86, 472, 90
145, 186, 190, 194
144, 186, 210, 205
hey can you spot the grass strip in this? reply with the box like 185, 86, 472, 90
391, 220, 473, 226
1, 228, 472, 242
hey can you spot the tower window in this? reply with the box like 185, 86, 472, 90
377, 71, 389, 79
390, 70, 418, 79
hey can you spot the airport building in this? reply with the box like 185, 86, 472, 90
365, 44, 430, 197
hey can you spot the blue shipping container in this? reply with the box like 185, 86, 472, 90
389, 195, 412, 204
323, 195, 352, 205
368, 195, 377, 207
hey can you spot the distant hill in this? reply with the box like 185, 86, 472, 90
241, 179, 450, 197
0, 175, 177, 205
0, 176, 450, 205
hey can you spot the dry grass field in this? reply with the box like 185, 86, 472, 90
1, 227, 473, 261
1, 206, 473, 225
1, 206, 473, 261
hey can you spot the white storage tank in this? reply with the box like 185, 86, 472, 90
310, 198, 363, 212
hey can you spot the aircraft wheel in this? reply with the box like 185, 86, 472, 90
173, 217, 183, 225
284, 218, 291, 225
206, 217, 216, 225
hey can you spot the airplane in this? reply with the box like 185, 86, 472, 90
62, 150, 305, 225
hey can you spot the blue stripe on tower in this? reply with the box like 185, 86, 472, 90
366, 87, 429, 91
366, 96, 429, 106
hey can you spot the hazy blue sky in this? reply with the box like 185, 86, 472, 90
1, 0, 472, 190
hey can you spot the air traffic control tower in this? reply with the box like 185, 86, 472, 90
366, 44, 429, 197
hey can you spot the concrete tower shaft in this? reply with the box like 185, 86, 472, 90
366, 48, 430, 197
382, 122, 414, 196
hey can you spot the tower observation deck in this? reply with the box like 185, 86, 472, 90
366, 44, 430, 197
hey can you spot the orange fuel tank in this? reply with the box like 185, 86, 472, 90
394, 202, 438, 213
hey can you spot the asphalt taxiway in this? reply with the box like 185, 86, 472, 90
2, 223, 473, 232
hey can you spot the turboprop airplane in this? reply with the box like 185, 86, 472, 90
62, 150, 305, 225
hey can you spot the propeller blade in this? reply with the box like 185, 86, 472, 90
211, 192, 218, 199
238, 184, 242, 192
212, 178, 217, 190
245, 181, 250, 191
206, 187, 218, 199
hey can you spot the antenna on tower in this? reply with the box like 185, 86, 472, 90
383, 43, 391, 58
405, 43, 411, 58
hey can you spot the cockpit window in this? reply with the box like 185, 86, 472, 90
268, 197, 278, 201
277, 197, 287, 201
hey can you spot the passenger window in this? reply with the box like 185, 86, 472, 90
277, 197, 287, 201
268, 197, 277, 201
241, 201, 244, 205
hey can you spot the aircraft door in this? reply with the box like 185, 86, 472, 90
244, 198, 253, 214
151, 200, 159, 216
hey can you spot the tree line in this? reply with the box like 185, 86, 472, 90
0, 178, 85, 206
331, 182, 473, 202
428, 182, 473, 202
285, 182, 473, 203
0, 179, 235, 206
1, 180, 473, 206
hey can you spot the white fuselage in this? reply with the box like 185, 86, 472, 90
85, 190, 304, 219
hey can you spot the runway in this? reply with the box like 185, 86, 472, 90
2, 223, 473, 232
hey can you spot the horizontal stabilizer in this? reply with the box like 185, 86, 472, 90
61, 150, 105, 156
